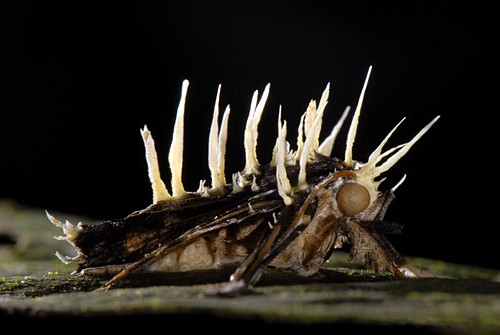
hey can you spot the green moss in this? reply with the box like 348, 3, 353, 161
0, 276, 31, 292
0, 273, 102, 297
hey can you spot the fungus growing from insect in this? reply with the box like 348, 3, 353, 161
47, 66, 440, 294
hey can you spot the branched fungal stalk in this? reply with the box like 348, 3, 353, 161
47, 67, 440, 294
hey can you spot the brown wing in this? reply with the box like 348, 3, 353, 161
100, 191, 284, 288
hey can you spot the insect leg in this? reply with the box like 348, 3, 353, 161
217, 205, 303, 294
218, 171, 361, 294
346, 190, 437, 279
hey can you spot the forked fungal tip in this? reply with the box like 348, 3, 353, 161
46, 210, 63, 228
373, 115, 440, 177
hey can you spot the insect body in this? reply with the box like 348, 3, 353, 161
48, 67, 439, 293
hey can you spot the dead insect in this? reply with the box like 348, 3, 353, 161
47, 66, 440, 294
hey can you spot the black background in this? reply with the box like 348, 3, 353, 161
1, 1, 493, 269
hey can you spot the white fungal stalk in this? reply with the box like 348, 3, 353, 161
208, 85, 231, 191
243, 84, 270, 174
218, 106, 231, 186
294, 82, 331, 189
276, 108, 293, 205
297, 104, 325, 189
295, 82, 330, 162
345, 66, 372, 167
355, 115, 441, 200
372, 116, 440, 177
208, 85, 222, 189
141, 126, 171, 203
86, 69, 440, 207
168, 79, 189, 198
318, 106, 350, 156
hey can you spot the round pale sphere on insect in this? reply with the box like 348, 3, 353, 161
337, 182, 371, 216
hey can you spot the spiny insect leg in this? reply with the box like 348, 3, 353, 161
218, 205, 301, 295
344, 190, 405, 270
343, 190, 436, 279
345, 218, 435, 279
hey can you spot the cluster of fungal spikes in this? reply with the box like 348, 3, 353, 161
139, 66, 439, 207
45, 211, 82, 264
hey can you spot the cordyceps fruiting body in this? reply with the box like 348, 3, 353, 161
47, 66, 440, 294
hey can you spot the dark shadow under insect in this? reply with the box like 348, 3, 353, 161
47, 67, 440, 294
